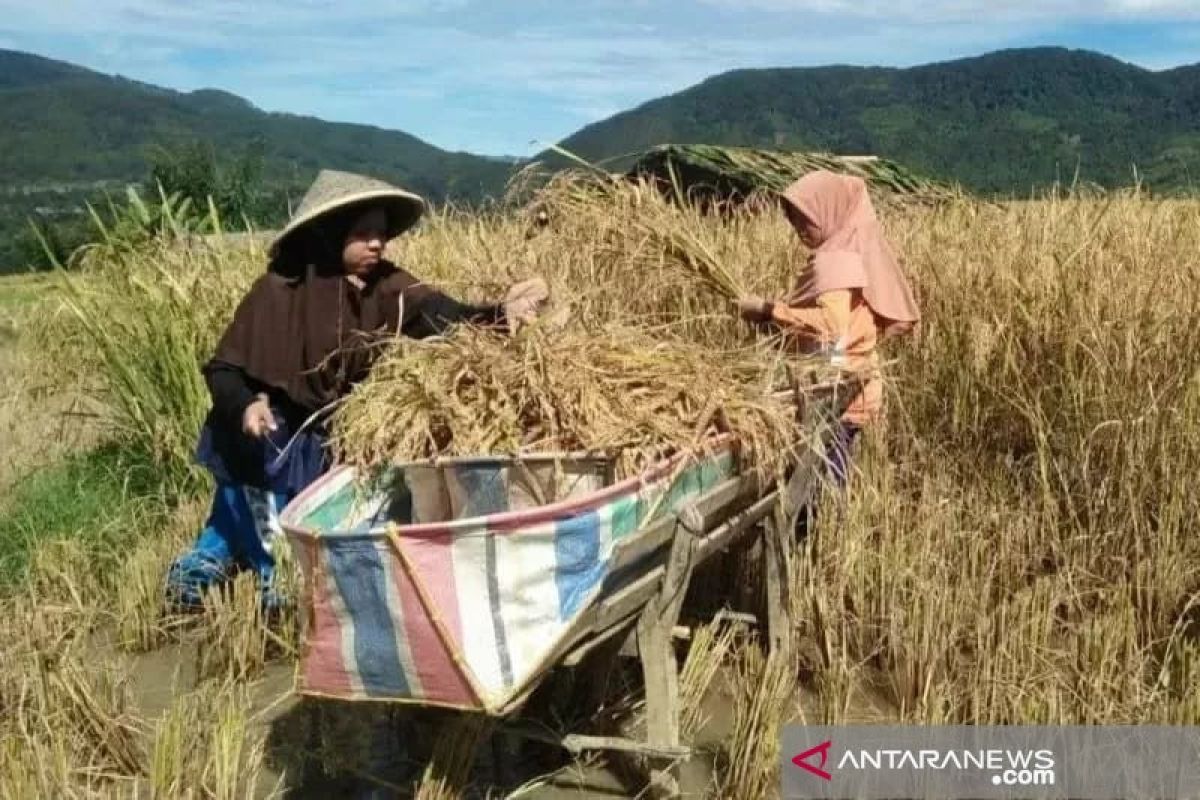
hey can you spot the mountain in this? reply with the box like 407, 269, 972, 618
0, 49, 523, 270
553, 48, 1200, 193
6, 46, 1200, 271
0, 50, 513, 200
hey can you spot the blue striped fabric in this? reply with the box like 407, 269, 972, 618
286, 440, 740, 710
324, 538, 410, 697
553, 510, 605, 619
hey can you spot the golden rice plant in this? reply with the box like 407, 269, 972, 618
413, 712, 492, 800
334, 320, 805, 478
795, 192, 1200, 736
150, 681, 271, 799
715, 638, 796, 799
402, 170, 796, 347
113, 505, 199, 652
48, 222, 258, 493
195, 571, 295, 685
678, 619, 741, 740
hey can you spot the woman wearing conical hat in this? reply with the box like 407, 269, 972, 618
166, 170, 550, 609
738, 170, 920, 496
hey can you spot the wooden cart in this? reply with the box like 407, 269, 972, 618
280, 377, 861, 795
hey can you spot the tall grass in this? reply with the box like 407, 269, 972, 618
49, 209, 259, 495
150, 683, 270, 799
0, 446, 161, 586
0, 273, 99, 494
5, 178, 1200, 796
796, 192, 1200, 725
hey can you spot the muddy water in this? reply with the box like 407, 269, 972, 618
118, 628, 895, 799
115, 542, 897, 798
120, 633, 709, 797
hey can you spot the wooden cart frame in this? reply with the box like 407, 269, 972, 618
490, 377, 864, 796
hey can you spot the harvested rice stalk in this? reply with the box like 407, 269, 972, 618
679, 620, 741, 740
626, 143, 963, 206
332, 320, 805, 479
413, 713, 492, 800
41, 655, 147, 779
646, 220, 746, 300
718, 640, 797, 799
533, 170, 747, 300
648, 163, 749, 300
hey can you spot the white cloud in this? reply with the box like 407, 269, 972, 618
696, 0, 1200, 20
1104, 0, 1200, 12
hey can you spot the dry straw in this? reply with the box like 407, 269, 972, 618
17, 151, 1200, 800
334, 320, 803, 479
717, 638, 797, 798
334, 169, 825, 478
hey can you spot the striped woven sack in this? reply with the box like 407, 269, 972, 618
280, 439, 737, 712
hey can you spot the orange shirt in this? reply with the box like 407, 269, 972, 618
769, 289, 882, 426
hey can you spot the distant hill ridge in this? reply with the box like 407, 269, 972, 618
552, 47, 1200, 193
3, 46, 1199, 269
0, 48, 512, 202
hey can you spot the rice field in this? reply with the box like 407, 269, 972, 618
0, 178, 1198, 798
0, 273, 100, 495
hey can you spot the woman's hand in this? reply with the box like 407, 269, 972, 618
504, 277, 551, 332
242, 395, 278, 439
736, 295, 773, 323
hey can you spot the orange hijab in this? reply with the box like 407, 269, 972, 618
781, 171, 920, 338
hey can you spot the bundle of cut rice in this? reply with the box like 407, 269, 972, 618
332, 320, 810, 479
626, 143, 963, 205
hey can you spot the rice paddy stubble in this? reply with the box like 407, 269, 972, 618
5, 177, 1200, 797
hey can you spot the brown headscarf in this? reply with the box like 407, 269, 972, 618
211, 218, 444, 412
781, 171, 920, 337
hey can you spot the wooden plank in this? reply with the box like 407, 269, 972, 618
597, 565, 668, 627
694, 490, 780, 560
606, 519, 675, 574
410, 450, 615, 467
778, 446, 826, 526
638, 525, 697, 799
619, 627, 639, 659
677, 474, 758, 533
770, 375, 864, 405
561, 615, 637, 667
639, 530, 695, 748
614, 625, 689, 660
607, 474, 755, 574
764, 508, 793, 659
638, 610, 681, 748
713, 609, 759, 628
499, 723, 690, 760
562, 735, 689, 761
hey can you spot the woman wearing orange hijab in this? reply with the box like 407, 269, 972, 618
738, 170, 920, 489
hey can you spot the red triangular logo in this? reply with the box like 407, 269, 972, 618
792, 740, 833, 781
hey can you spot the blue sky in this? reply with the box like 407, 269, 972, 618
1, 1, 1197, 157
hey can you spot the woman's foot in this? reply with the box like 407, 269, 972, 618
164, 526, 234, 610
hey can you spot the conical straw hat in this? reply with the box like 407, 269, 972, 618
269, 169, 426, 256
